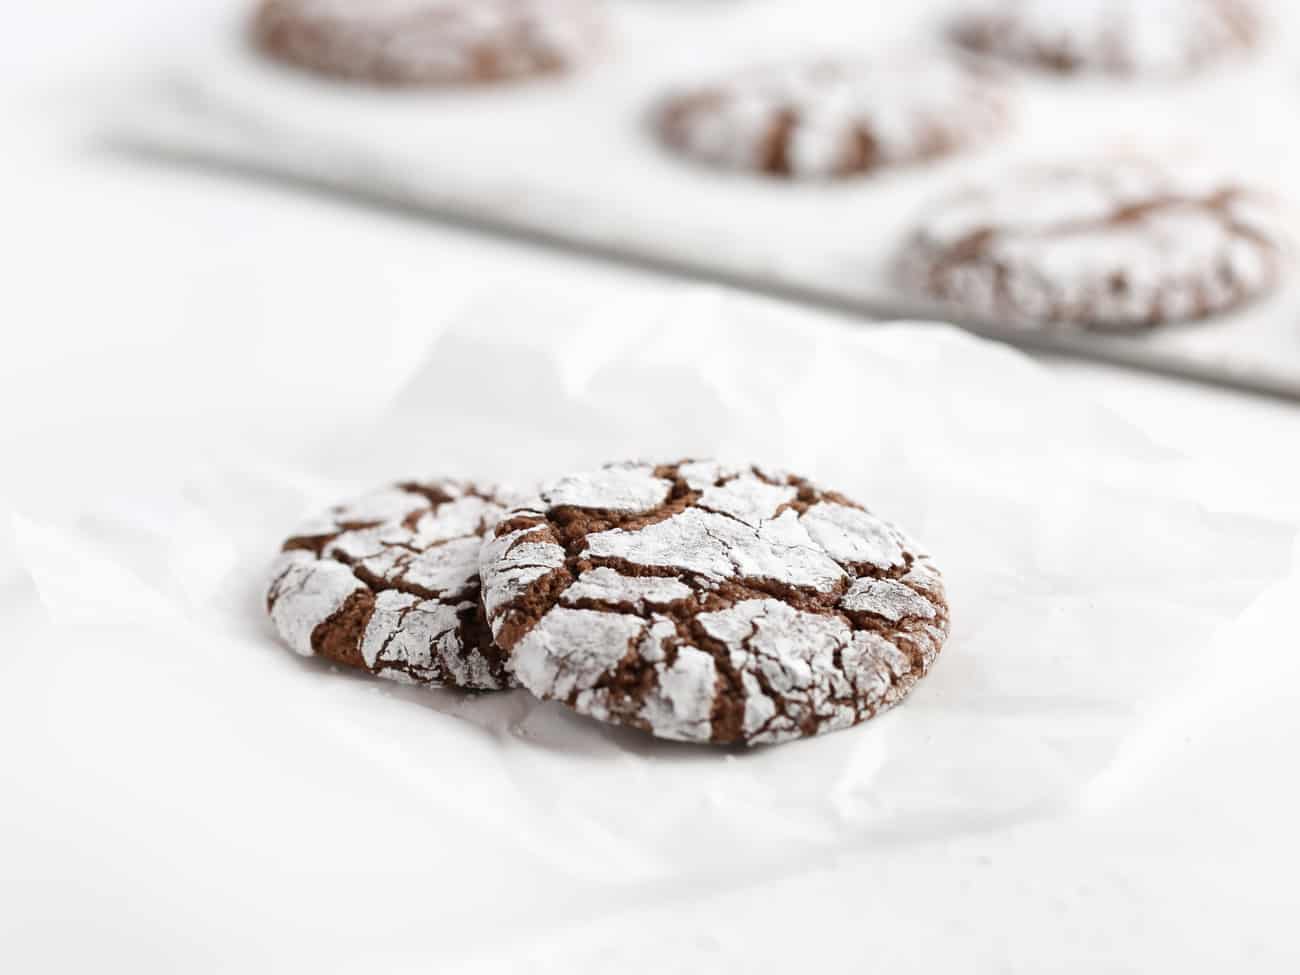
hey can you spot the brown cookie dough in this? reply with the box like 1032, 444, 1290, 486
951, 0, 1260, 77
657, 56, 1009, 180
252, 0, 603, 85
267, 479, 519, 690
479, 461, 949, 746
895, 158, 1285, 331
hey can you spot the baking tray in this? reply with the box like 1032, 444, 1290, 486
116, 0, 1300, 399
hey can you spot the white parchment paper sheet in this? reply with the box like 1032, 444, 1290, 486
116, 0, 1300, 394
4, 283, 1293, 932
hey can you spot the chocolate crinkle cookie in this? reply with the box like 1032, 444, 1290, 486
252, 0, 603, 85
479, 460, 949, 746
267, 479, 520, 690
657, 56, 1010, 180
895, 158, 1285, 332
951, 0, 1260, 77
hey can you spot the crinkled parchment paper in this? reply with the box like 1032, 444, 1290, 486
3, 286, 1295, 970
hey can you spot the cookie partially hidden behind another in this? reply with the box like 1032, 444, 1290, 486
896, 158, 1285, 332
479, 460, 949, 746
253, 0, 603, 85
657, 56, 1010, 180
952, 0, 1260, 77
267, 480, 519, 690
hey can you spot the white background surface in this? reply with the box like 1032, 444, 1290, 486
4, 3, 1300, 973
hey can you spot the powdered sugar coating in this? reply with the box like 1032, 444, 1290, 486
953, 0, 1260, 77
841, 577, 938, 623
510, 606, 645, 701
698, 476, 798, 527
480, 460, 949, 745
268, 549, 365, 656
800, 501, 910, 571
657, 55, 1010, 180
253, 0, 603, 85
543, 464, 673, 513
896, 158, 1285, 332
561, 568, 693, 611
696, 599, 915, 744
584, 507, 848, 593
478, 527, 565, 623
266, 479, 519, 689
360, 591, 469, 685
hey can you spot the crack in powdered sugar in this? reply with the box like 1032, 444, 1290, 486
479, 460, 950, 745
266, 479, 520, 690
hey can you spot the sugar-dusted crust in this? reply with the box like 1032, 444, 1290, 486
952, 0, 1260, 77
266, 479, 520, 690
895, 158, 1285, 331
253, 0, 603, 85
480, 460, 949, 746
657, 56, 1010, 180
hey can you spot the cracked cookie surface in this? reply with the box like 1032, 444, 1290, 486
951, 0, 1260, 77
253, 0, 603, 85
267, 479, 518, 690
479, 460, 949, 746
896, 158, 1284, 332
657, 56, 1009, 180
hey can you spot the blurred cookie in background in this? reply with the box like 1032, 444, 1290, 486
252, 0, 604, 85
656, 56, 1011, 180
895, 158, 1286, 332
951, 0, 1260, 77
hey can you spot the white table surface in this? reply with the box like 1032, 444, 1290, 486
4, 4, 1299, 972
